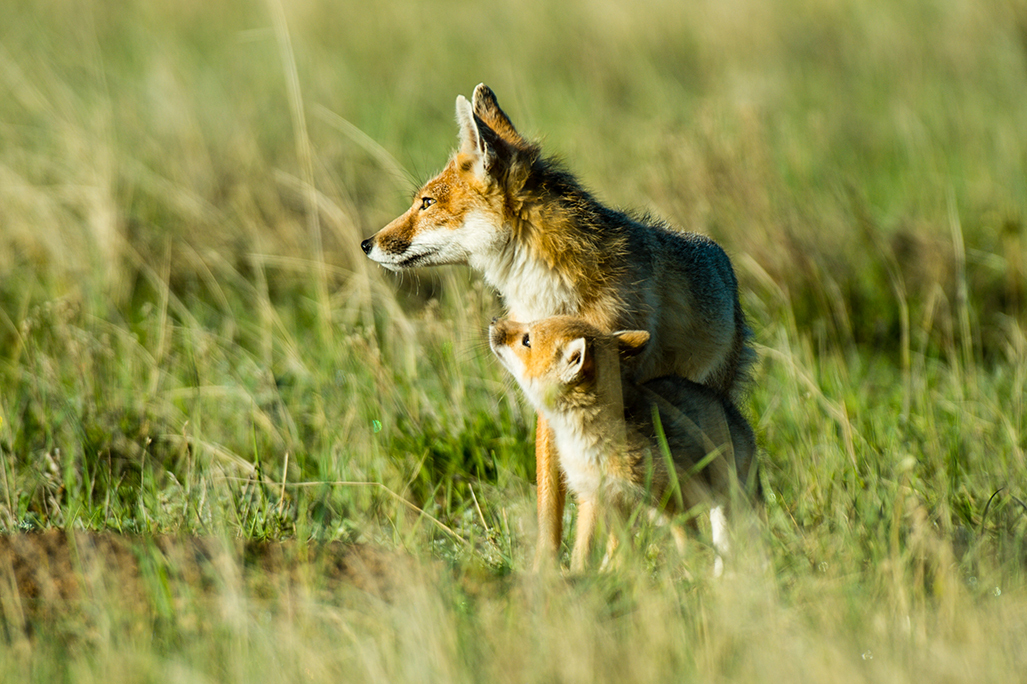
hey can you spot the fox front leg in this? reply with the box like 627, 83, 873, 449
533, 414, 566, 571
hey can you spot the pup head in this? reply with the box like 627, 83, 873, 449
489, 316, 649, 411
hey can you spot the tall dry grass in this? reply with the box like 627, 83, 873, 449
0, 0, 1025, 681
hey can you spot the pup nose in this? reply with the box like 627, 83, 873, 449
360, 238, 373, 255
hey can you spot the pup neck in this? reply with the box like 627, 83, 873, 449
547, 345, 629, 449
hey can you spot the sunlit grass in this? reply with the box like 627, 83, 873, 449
0, 0, 1025, 681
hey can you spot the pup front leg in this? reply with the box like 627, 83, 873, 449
533, 414, 566, 570
570, 497, 599, 572
598, 528, 621, 572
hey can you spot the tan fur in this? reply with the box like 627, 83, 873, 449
489, 316, 756, 572
533, 417, 565, 560
362, 84, 755, 568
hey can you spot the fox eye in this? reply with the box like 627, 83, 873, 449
419, 197, 436, 210
521, 333, 531, 348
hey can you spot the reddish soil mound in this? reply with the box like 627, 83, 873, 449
0, 530, 415, 628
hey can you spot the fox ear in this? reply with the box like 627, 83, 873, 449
613, 330, 650, 359
456, 93, 507, 180
456, 95, 485, 164
471, 84, 527, 148
560, 337, 591, 383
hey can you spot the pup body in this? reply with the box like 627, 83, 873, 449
362, 84, 754, 566
489, 316, 756, 571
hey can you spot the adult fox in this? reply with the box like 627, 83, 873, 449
361, 84, 755, 568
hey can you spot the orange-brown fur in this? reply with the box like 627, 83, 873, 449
362, 84, 755, 568
534, 421, 565, 560
489, 316, 756, 571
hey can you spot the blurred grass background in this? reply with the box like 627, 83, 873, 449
1, 0, 1026, 681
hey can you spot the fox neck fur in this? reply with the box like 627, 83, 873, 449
467, 164, 630, 326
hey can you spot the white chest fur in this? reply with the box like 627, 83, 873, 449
470, 236, 580, 321
547, 412, 610, 500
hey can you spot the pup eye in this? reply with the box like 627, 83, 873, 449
419, 197, 436, 210
521, 333, 531, 348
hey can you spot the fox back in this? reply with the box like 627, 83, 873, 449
364, 84, 754, 400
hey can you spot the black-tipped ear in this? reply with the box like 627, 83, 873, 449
456, 94, 481, 156
472, 83, 527, 148
456, 92, 511, 179
613, 330, 650, 359
473, 114, 512, 170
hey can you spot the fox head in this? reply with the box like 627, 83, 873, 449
489, 316, 650, 413
361, 84, 534, 271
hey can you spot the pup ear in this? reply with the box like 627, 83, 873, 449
613, 330, 650, 359
471, 83, 527, 148
560, 337, 591, 383
456, 92, 510, 180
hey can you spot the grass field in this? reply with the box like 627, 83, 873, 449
1, 0, 1027, 681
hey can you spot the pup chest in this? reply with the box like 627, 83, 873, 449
551, 422, 607, 498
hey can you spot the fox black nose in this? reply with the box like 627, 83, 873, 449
360, 238, 373, 255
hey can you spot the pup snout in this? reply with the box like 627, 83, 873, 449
360, 237, 374, 255
488, 318, 516, 351
488, 322, 504, 351
488, 318, 527, 352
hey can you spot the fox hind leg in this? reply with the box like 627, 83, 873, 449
710, 504, 730, 577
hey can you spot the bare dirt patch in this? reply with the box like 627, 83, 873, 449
0, 530, 415, 633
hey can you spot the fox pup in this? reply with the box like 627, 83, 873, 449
363, 84, 755, 567
490, 315, 756, 571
